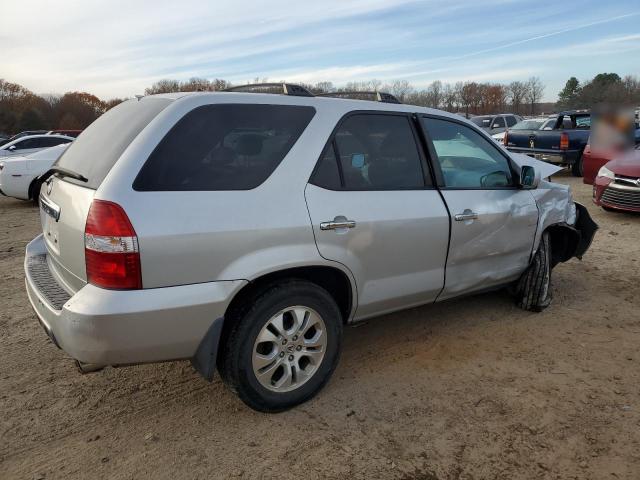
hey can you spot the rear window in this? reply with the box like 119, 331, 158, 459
133, 104, 315, 191
470, 116, 492, 127
55, 97, 171, 189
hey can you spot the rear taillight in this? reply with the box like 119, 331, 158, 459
84, 200, 142, 290
503, 131, 508, 146
560, 132, 569, 150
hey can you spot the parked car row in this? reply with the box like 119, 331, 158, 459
0, 129, 81, 147
470, 114, 522, 135
22, 84, 597, 412
0, 143, 70, 201
491, 117, 556, 145
503, 110, 591, 177
0, 134, 73, 158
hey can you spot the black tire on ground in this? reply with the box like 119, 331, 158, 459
29, 178, 41, 205
514, 231, 552, 312
218, 280, 343, 412
571, 154, 583, 177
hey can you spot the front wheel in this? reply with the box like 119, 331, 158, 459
218, 281, 343, 412
514, 232, 552, 312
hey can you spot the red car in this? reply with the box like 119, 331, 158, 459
592, 145, 640, 212
583, 143, 617, 185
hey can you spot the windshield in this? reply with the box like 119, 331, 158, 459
54, 97, 171, 189
470, 116, 492, 127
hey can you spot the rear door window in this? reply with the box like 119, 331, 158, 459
310, 113, 428, 190
506, 116, 518, 127
134, 104, 315, 191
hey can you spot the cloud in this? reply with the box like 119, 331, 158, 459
1, 0, 638, 100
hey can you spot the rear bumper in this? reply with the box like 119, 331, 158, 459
25, 234, 246, 366
506, 147, 580, 165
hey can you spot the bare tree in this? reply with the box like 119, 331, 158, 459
508, 81, 529, 115
525, 77, 545, 115
210, 78, 232, 91
427, 80, 443, 109
442, 83, 457, 112
145, 79, 181, 95
384, 80, 414, 102
180, 77, 211, 92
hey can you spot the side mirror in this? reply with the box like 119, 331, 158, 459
520, 165, 540, 189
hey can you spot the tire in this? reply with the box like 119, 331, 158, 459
571, 154, 583, 177
218, 280, 343, 412
29, 178, 41, 206
514, 232, 552, 312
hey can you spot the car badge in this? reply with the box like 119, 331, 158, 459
529, 139, 535, 149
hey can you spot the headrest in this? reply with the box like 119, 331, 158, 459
236, 134, 264, 156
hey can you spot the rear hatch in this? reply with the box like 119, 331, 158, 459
38, 97, 171, 292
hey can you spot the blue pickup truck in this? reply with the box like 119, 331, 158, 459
504, 110, 591, 176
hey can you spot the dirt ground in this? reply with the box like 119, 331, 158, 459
1, 171, 639, 480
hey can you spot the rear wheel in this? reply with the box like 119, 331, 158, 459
514, 232, 552, 312
571, 154, 583, 177
218, 280, 342, 412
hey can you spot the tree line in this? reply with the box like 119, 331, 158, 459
1, 72, 638, 135
556, 73, 640, 110
0, 79, 124, 134
143, 76, 548, 117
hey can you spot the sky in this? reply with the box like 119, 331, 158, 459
1, 0, 639, 102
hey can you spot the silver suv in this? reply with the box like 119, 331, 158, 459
24, 84, 597, 412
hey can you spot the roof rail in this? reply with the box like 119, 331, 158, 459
224, 83, 314, 97
316, 91, 401, 104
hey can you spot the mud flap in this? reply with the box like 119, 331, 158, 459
573, 202, 598, 259
191, 316, 225, 382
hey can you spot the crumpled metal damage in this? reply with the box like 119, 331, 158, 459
510, 153, 597, 260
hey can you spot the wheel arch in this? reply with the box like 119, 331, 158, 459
544, 223, 581, 265
225, 265, 356, 326
28, 176, 41, 200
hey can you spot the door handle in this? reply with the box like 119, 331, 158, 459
320, 219, 356, 230
454, 210, 478, 222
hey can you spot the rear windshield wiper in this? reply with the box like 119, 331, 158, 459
40, 166, 88, 184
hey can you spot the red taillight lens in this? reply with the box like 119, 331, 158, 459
503, 130, 508, 146
560, 132, 569, 150
84, 200, 142, 290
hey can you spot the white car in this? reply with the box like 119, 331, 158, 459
0, 144, 70, 201
492, 117, 556, 144
0, 134, 73, 158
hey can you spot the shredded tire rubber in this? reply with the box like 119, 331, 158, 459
515, 231, 552, 312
